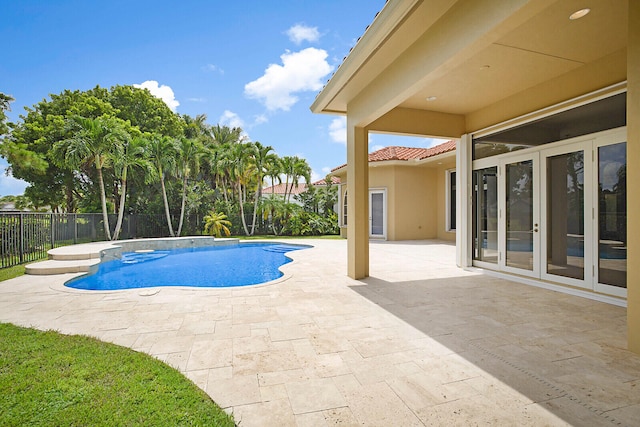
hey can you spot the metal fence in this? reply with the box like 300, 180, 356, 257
0, 213, 203, 269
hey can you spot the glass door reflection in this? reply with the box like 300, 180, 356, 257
546, 151, 585, 280
505, 159, 535, 271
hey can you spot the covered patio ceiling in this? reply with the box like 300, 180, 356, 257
311, 0, 628, 137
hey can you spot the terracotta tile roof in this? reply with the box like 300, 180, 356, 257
262, 183, 308, 195
312, 176, 341, 185
331, 140, 456, 172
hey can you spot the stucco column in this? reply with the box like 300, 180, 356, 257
346, 122, 369, 279
627, 1, 640, 354
456, 135, 472, 268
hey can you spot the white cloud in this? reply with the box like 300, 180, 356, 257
134, 80, 179, 112
187, 97, 206, 103
219, 110, 245, 129
310, 170, 322, 183
286, 24, 320, 45
329, 117, 346, 144
253, 114, 268, 125
321, 166, 332, 175
244, 48, 334, 111
369, 144, 384, 153
203, 64, 224, 74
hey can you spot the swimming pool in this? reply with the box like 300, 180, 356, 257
65, 242, 311, 291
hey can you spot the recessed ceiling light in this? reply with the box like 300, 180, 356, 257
569, 8, 590, 20
426, 96, 437, 101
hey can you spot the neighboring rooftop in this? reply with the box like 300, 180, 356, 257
262, 177, 340, 196
332, 140, 456, 172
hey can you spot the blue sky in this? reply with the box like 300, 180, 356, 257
1, 0, 443, 196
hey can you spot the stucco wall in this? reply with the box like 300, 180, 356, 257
336, 158, 456, 241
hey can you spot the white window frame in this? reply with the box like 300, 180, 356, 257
446, 169, 456, 232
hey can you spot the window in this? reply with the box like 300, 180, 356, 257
342, 190, 348, 226
446, 170, 456, 231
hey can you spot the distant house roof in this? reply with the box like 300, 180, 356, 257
312, 176, 341, 185
331, 140, 456, 172
263, 176, 341, 196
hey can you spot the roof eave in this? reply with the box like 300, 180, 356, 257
310, 0, 421, 114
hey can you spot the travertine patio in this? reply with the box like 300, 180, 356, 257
1, 239, 639, 426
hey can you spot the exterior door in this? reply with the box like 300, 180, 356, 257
501, 152, 540, 277
369, 190, 386, 239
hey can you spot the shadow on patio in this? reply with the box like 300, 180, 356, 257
350, 240, 640, 426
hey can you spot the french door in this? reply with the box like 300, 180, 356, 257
472, 128, 627, 297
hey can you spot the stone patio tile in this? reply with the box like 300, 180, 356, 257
286, 378, 346, 414
185, 338, 232, 371
258, 368, 309, 386
233, 334, 272, 355
149, 334, 195, 355
268, 323, 308, 342
295, 411, 328, 427
206, 374, 261, 409
259, 383, 289, 402
342, 381, 423, 426
233, 349, 301, 376
322, 407, 360, 426
232, 399, 296, 427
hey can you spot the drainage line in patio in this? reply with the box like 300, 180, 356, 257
468, 342, 625, 427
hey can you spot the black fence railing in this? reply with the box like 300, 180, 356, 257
0, 213, 204, 269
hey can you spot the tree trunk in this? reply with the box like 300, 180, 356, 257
249, 176, 261, 236
96, 166, 112, 240
176, 173, 188, 236
160, 174, 175, 237
112, 172, 127, 241
237, 182, 250, 236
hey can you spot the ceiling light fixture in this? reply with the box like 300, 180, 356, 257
426, 96, 437, 101
480, 65, 491, 70
569, 8, 590, 20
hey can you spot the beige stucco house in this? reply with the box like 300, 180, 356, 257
332, 141, 456, 241
311, 0, 640, 353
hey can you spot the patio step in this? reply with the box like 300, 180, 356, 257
47, 242, 117, 261
25, 241, 116, 275
25, 258, 101, 275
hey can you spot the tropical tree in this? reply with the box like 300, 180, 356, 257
281, 155, 311, 202
175, 137, 203, 236
53, 115, 130, 240
111, 135, 150, 240
248, 141, 276, 235
3, 88, 116, 212
0, 93, 13, 137
203, 211, 232, 237
148, 134, 178, 236
228, 142, 254, 236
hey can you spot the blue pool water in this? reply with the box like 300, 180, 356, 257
65, 243, 311, 291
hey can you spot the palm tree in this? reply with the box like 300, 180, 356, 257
248, 141, 276, 236
111, 135, 150, 240
175, 137, 203, 236
266, 156, 283, 196
203, 211, 232, 237
283, 156, 311, 203
210, 124, 243, 145
228, 142, 254, 236
55, 115, 129, 240
148, 134, 178, 237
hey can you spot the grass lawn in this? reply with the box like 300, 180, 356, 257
0, 323, 235, 426
0, 265, 25, 282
